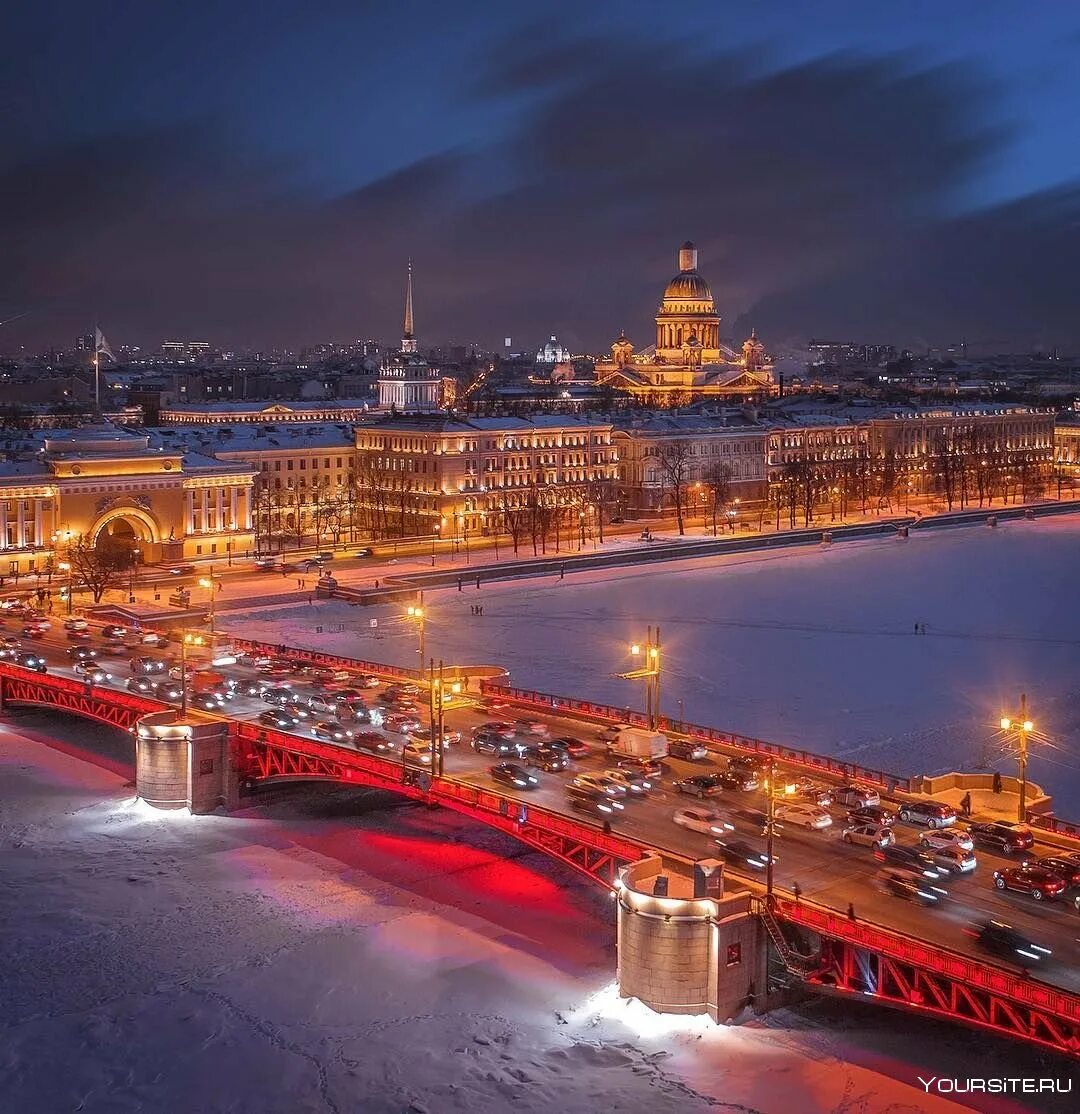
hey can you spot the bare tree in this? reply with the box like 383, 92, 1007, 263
701, 460, 733, 536
69, 537, 128, 604
655, 439, 692, 535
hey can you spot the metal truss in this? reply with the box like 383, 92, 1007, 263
0, 664, 163, 732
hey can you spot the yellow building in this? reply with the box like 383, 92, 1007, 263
0, 425, 255, 575
595, 241, 777, 405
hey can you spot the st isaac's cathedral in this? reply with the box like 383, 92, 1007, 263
594, 241, 777, 406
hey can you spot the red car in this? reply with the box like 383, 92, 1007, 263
1026, 856, 1080, 888
993, 865, 1066, 902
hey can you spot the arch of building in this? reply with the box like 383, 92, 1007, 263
89, 507, 163, 561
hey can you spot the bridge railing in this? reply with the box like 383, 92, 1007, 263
772, 895, 1080, 1024
1028, 813, 1080, 839
480, 679, 911, 792
229, 636, 423, 683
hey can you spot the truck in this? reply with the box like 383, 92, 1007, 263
600, 724, 669, 763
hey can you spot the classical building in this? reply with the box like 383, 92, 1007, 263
0, 425, 255, 575
1055, 415, 1080, 483
353, 414, 619, 540
378, 261, 443, 413
536, 335, 573, 364
595, 241, 778, 405
158, 400, 371, 425
613, 413, 768, 516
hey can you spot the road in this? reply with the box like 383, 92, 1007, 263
9, 612, 1080, 995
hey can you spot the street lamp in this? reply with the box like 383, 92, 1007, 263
1000, 694, 1034, 823
198, 568, 216, 635
578, 510, 586, 550
626, 626, 662, 729
180, 632, 205, 716
407, 595, 426, 679
129, 546, 141, 604
58, 562, 72, 616
431, 521, 441, 566
763, 760, 797, 902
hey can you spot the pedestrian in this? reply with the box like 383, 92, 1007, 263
792, 881, 802, 904
914, 621, 919, 634
993, 770, 1003, 794
375, 579, 380, 589
479, 605, 484, 616
308, 595, 313, 606
960, 791, 972, 817
847, 901, 856, 922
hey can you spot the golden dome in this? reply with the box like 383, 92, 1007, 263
661, 270, 714, 302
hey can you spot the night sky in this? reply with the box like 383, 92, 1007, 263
4, 0, 1080, 353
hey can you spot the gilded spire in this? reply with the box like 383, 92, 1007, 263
401, 258, 417, 354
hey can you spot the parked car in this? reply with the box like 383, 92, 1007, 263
522, 744, 568, 772
833, 784, 881, 808
774, 802, 832, 830
672, 774, 723, 798
993, 864, 1066, 902
667, 739, 708, 761
673, 807, 734, 835
898, 801, 957, 829
968, 821, 1035, 854
918, 828, 973, 852
842, 823, 894, 849
490, 762, 539, 790
1024, 856, 1080, 888
971, 920, 1052, 965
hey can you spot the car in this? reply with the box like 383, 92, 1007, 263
311, 720, 353, 742
968, 821, 1035, 854
150, 680, 183, 701
356, 674, 381, 689
522, 744, 569, 772
878, 867, 947, 905
846, 805, 897, 828
673, 807, 734, 835
201, 682, 236, 704
727, 754, 766, 777
898, 801, 958, 829
66, 628, 92, 642
100, 625, 128, 640
513, 718, 550, 739
126, 675, 157, 694
918, 828, 974, 852
307, 693, 345, 716
353, 731, 395, 755
716, 769, 759, 792
189, 692, 224, 712
235, 678, 270, 698
383, 713, 421, 734
667, 739, 709, 761
712, 839, 774, 872
281, 700, 312, 721
572, 772, 626, 797
259, 708, 300, 729
473, 721, 515, 741
792, 782, 833, 808
875, 844, 946, 879
774, 802, 832, 830
21, 623, 49, 638
14, 652, 47, 673
138, 631, 170, 648
261, 686, 296, 707
548, 735, 590, 759
993, 864, 1066, 902
612, 755, 665, 779
331, 688, 368, 708
673, 774, 723, 798
566, 784, 626, 819
971, 920, 1052, 965
314, 552, 334, 563
353, 547, 374, 559
1023, 856, 1080, 888
63, 617, 89, 632
168, 564, 196, 576
603, 767, 653, 794
129, 656, 167, 676
927, 847, 977, 874
490, 762, 540, 790
385, 682, 421, 697
842, 823, 895, 849
401, 738, 434, 766
67, 645, 99, 662
74, 662, 112, 684
833, 784, 881, 808
381, 695, 421, 715
0, 643, 21, 661
253, 557, 277, 570
470, 731, 516, 755
278, 562, 300, 573
309, 668, 352, 689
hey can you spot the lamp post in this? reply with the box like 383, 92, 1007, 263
129, 546, 141, 604
764, 759, 796, 903
407, 594, 426, 680
1000, 694, 1034, 823
180, 632, 205, 716
198, 567, 216, 636
627, 626, 662, 729
578, 510, 586, 550
431, 522, 440, 566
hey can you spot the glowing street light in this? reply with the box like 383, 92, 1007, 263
1000, 693, 1034, 823
180, 632, 205, 716
197, 567, 216, 634
624, 627, 662, 729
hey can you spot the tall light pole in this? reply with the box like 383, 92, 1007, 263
431, 522, 441, 566
627, 626, 662, 729
407, 594, 426, 680
198, 567, 216, 636
129, 546, 141, 604
180, 632, 205, 716
58, 561, 72, 616
1000, 694, 1034, 823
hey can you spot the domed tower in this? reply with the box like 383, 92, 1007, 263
610, 331, 634, 368
655, 241, 721, 361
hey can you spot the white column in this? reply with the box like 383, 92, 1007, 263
33, 500, 42, 548
185, 490, 195, 534
0, 500, 7, 550
16, 500, 25, 549
230, 487, 238, 529
201, 488, 210, 531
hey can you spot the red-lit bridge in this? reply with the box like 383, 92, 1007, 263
3, 653, 1079, 1058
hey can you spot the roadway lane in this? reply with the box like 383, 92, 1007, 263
8, 615, 1080, 993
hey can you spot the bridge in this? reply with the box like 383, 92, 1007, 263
3, 641, 1080, 1058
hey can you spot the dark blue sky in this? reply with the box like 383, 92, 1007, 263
4, 0, 1080, 352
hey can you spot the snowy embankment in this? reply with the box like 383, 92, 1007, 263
2, 721, 1068, 1113
224, 515, 1080, 816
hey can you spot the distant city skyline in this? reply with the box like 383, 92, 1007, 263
4, 3, 1080, 353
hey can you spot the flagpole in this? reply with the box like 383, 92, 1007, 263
94, 346, 100, 414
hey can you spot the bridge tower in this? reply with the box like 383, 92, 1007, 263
135, 710, 241, 813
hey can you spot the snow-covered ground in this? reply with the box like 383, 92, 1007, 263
225, 514, 1080, 816
2, 718, 1072, 1113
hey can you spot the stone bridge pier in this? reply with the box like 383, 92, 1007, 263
135, 711, 241, 813
616, 854, 768, 1023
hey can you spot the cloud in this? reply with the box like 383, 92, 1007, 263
2, 25, 1078, 353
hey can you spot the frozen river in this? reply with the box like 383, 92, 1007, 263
228, 514, 1080, 815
